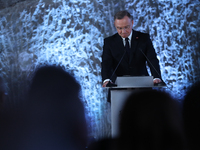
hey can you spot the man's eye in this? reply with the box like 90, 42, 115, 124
125, 26, 130, 29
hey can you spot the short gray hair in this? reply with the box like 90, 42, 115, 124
114, 10, 133, 21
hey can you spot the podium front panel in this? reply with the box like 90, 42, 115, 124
111, 89, 133, 138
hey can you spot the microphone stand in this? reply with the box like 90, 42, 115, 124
106, 49, 127, 87
139, 48, 166, 86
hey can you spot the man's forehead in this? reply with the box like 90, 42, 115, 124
114, 19, 132, 27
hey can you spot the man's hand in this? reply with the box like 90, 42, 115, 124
153, 78, 162, 84
102, 81, 109, 87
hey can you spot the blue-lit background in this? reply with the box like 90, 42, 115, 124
0, 0, 200, 139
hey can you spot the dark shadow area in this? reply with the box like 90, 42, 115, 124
0, 65, 88, 150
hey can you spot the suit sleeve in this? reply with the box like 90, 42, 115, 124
101, 38, 114, 82
145, 34, 161, 79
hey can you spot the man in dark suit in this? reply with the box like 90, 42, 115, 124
101, 10, 162, 87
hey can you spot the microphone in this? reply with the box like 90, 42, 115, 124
106, 48, 127, 87
139, 48, 166, 86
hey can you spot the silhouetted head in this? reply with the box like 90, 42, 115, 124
183, 81, 200, 150
0, 76, 6, 110
28, 65, 80, 103
0, 65, 88, 150
119, 89, 186, 150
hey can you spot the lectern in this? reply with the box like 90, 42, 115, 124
110, 76, 164, 138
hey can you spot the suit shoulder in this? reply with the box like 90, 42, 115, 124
104, 33, 119, 41
134, 30, 150, 37
133, 30, 151, 41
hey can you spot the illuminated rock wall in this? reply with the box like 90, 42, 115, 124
0, 0, 200, 139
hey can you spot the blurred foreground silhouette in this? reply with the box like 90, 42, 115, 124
88, 89, 188, 150
118, 89, 187, 150
183, 81, 200, 150
0, 65, 87, 150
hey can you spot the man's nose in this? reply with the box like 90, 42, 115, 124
121, 28, 126, 33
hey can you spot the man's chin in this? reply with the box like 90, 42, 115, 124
120, 35, 128, 38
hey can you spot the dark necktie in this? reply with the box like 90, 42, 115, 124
125, 37, 130, 54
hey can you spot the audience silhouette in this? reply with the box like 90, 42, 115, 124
0, 65, 88, 150
118, 89, 187, 150
88, 89, 188, 150
1, 67, 200, 150
0, 76, 6, 110
183, 81, 200, 150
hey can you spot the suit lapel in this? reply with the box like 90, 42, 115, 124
129, 30, 139, 64
116, 35, 125, 54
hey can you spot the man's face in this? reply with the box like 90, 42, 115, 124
114, 16, 134, 38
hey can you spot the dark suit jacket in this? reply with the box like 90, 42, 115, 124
101, 30, 161, 82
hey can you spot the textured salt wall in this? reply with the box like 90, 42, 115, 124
126, 0, 200, 98
0, 0, 200, 139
